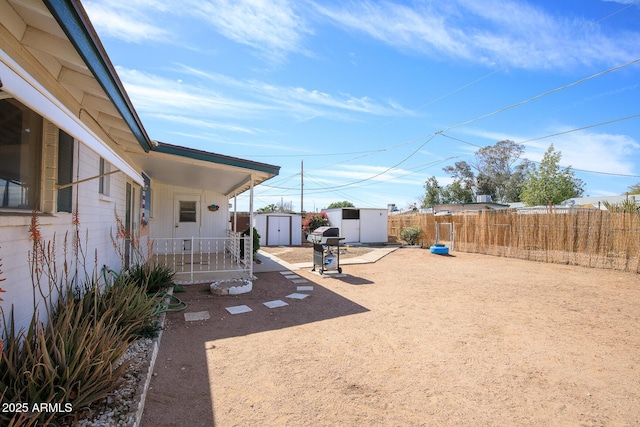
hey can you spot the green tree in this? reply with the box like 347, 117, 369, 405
327, 201, 355, 209
441, 180, 474, 204
257, 203, 278, 213
520, 144, 585, 206
628, 183, 640, 195
441, 140, 532, 203
420, 176, 443, 208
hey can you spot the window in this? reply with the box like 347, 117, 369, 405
57, 130, 74, 213
179, 201, 197, 222
0, 98, 43, 209
99, 157, 111, 196
342, 209, 360, 220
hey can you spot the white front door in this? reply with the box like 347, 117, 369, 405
267, 216, 291, 246
174, 195, 201, 250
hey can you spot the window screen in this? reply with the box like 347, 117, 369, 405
342, 209, 360, 220
99, 157, 110, 196
57, 130, 74, 213
179, 201, 197, 222
0, 99, 43, 209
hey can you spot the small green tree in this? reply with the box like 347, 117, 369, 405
327, 201, 355, 209
400, 226, 422, 245
420, 176, 443, 208
257, 204, 278, 213
628, 183, 640, 195
520, 144, 584, 206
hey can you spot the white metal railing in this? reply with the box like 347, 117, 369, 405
153, 231, 251, 282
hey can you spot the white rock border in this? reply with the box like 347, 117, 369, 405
209, 278, 253, 296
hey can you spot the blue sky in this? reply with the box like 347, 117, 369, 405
84, 0, 640, 211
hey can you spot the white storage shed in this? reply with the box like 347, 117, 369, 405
253, 213, 303, 246
322, 208, 388, 244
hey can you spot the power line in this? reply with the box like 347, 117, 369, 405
518, 113, 640, 144
242, 6, 640, 201
438, 56, 640, 133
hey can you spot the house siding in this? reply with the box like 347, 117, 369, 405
0, 137, 137, 334
149, 182, 230, 239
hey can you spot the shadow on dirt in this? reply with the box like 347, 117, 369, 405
141, 271, 369, 427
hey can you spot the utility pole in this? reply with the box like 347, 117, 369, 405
301, 160, 304, 214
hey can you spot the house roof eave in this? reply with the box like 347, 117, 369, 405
42, 0, 154, 153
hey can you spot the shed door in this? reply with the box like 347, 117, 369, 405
174, 195, 201, 250
267, 216, 291, 246
342, 219, 360, 243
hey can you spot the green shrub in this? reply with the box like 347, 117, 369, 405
302, 212, 329, 234
401, 226, 422, 245
240, 227, 260, 257
125, 263, 175, 294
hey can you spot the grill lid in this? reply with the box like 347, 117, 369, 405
310, 226, 339, 237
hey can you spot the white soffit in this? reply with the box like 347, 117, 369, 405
0, 50, 144, 186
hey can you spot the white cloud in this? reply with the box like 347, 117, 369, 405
526, 130, 640, 176
188, 0, 311, 62
115, 67, 275, 118
311, 0, 640, 70
458, 126, 640, 176
315, 164, 424, 186
84, 0, 173, 43
169, 65, 410, 118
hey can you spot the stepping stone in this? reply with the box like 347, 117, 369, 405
263, 300, 288, 309
284, 274, 300, 279
297, 285, 314, 291
286, 293, 309, 300
184, 311, 210, 322
292, 279, 308, 284
225, 305, 253, 314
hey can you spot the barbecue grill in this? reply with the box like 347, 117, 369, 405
307, 226, 344, 274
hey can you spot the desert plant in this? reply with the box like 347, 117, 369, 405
75, 274, 160, 340
0, 302, 132, 425
125, 263, 175, 294
401, 226, 422, 246
603, 199, 640, 213
0, 207, 160, 425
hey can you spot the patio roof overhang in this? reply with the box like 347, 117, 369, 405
128, 141, 280, 197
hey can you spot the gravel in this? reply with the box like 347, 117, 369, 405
72, 338, 154, 427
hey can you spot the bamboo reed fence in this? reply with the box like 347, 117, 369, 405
388, 209, 640, 273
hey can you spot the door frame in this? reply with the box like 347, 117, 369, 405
173, 194, 202, 250
266, 215, 292, 246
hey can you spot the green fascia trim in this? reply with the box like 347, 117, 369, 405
155, 143, 280, 176
43, 0, 152, 152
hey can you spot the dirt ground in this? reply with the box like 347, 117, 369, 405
260, 244, 374, 264
141, 248, 640, 427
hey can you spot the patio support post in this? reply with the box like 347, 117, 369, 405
249, 177, 254, 278
233, 194, 237, 232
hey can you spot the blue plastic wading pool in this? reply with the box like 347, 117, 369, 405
430, 245, 449, 255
